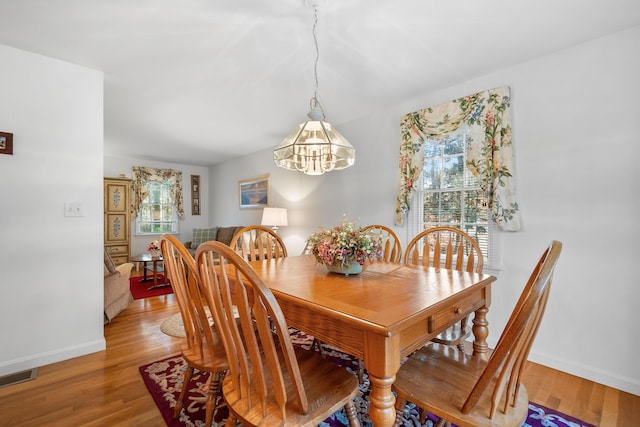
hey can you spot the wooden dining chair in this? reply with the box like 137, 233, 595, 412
363, 224, 402, 263
160, 234, 229, 427
393, 240, 562, 427
404, 226, 484, 351
195, 241, 361, 427
230, 225, 288, 261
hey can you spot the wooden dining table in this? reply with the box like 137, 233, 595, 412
246, 255, 496, 427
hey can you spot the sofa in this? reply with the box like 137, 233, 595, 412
104, 249, 134, 323
185, 226, 245, 256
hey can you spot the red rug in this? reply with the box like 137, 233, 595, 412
139, 330, 597, 427
129, 275, 173, 299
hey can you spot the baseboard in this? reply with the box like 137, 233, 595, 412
475, 336, 640, 396
0, 339, 106, 377
527, 349, 640, 397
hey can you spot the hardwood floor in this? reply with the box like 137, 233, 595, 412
0, 291, 181, 427
0, 269, 638, 426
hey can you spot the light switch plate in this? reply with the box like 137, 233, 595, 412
64, 201, 84, 217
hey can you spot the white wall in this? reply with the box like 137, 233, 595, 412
104, 156, 210, 254
210, 26, 640, 395
0, 45, 104, 375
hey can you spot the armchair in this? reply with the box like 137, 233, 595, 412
104, 249, 134, 323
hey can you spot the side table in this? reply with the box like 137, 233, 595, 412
130, 253, 170, 290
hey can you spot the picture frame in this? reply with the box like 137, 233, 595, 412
191, 174, 200, 215
0, 132, 13, 155
239, 174, 270, 209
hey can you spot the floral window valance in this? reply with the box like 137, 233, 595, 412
395, 86, 521, 231
130, 166, 185, 220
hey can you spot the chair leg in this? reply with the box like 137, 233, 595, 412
174, 365, 194, 418
344, 401, 361, 427
205, 370, 224, 427
312, 337, 325, 356
357, 358, 365, 384
393, 399, 406, 427
457, 316, 469, 352
419, 408, 428, 424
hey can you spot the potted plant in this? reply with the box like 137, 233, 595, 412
307, 218, 382, 275
148, 240, 161, 257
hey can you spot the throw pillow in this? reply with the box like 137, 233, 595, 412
104, 249, 117, 274
192, 227, 219, 248
216, 226, 243, 246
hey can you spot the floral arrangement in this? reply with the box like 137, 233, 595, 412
148, 240, 160, 252
307, 219, 382, 267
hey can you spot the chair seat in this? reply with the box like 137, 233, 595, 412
223, 344, 359, 427
394, 343, 529, 427
180, 337, 227, 373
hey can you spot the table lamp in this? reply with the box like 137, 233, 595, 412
261, 207, 288, 232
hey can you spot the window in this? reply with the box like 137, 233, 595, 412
408, 129, 500, 270
135, 181, 179, 235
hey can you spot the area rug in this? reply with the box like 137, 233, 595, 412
130, 275, 173, 299
159, 312, 187, 338
140, 330, 596, 427
159, 308, 240, 338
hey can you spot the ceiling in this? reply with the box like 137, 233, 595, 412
1, 0, 639, 166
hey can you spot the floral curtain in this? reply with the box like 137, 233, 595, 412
130, 166, 185, 220
395, 86, 521, 231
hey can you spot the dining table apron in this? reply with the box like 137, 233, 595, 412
245, 255, 496, 427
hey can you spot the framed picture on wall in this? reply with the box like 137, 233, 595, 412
0, 132, 13, 155
239, 174, 270, 209
191, 174, 200, 215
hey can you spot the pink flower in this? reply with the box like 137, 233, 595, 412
485, 112, 494, 127
399, 156, 408, 169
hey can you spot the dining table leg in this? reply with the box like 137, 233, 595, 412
365, 332, 400, 427
472, 305, 490, 359
368, 373, 397, 427
152, 260, 158, 288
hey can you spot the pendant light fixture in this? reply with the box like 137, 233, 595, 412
273, 2, 355, 175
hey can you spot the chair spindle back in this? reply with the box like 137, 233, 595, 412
404, 226, 483, 273
231, 225, 288, 261
462, 240, 562, 417
363, 224, 402, 263
196, 240, 308, 423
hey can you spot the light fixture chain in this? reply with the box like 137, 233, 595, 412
312, 5, 320, 102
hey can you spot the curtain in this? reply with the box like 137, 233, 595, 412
130, 166, 185, 220
395, 86, 521, 231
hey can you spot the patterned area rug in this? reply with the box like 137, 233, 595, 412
139, 330, 596, 427
129, 274, 173, 300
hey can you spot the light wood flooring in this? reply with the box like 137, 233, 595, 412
0, 269, 638, 426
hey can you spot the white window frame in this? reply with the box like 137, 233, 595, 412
135, 180, 179, 235
407, 130, 501, 272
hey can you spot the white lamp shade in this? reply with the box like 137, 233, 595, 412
261, 207, 288, 227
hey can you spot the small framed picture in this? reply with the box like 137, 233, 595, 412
0, 132, 13, 155
239, 175, 270, 209
191, 175, 201, 215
